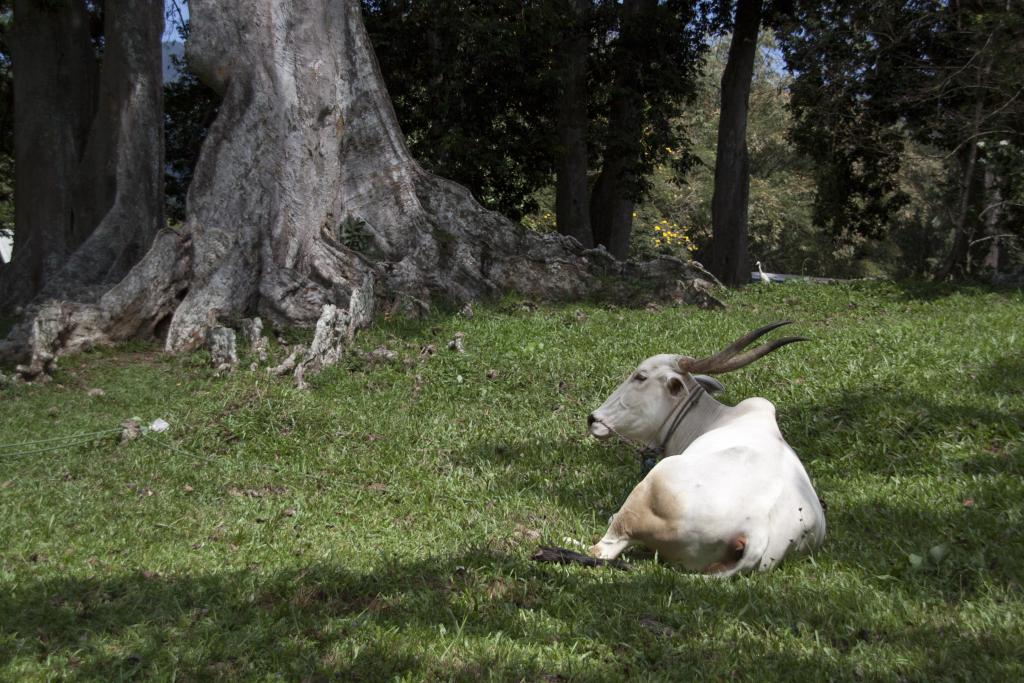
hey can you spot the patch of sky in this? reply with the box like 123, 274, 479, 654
163, 0, 190, 83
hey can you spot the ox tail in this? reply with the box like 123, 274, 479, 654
530, 546, 631, 571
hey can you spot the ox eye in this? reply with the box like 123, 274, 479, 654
634, 372, 647, 382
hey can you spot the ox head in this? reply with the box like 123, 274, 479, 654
587, 321, 807, 442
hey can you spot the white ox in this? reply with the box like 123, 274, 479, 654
586, 322, 825, 575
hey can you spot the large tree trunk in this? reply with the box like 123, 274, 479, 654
588, 0, 654, 261
709, 0, 761, 287
1, 0, 97, 308
0, 0, 164, 308
52, 0, 165, 296
554, 0, 593, 248
1, 0, 719, 377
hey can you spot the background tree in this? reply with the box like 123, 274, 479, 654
707, 0, 763, 285
902, 1, 1024, 279
363, 0, 707, 259
587, 0, 705, 259
518, 29, 823, 274
1, 0, 98, 306
553, 0, 593, 248
778, 0, 1024, 279
662, 32, 818, 274
778, 1, 914, 267
362, 0, 558, 220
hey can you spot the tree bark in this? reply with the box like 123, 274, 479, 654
1, 0, 164, 308
2, 0, 97, 308
1, 0, 719, 375
554, 0, 593, 248
54, 0, 165, 295
589, 160, 635, 260
589, 0, 654, 261
937, 142, 980, 280
709, 0, 762, 287
979, 164, 1003, 273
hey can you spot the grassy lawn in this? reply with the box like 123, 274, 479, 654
1, 281, 1022, 681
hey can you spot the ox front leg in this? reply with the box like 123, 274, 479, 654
590, 534, 633, 560
589, 515, 635, 560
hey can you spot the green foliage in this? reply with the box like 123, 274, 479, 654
882, 142, 951, 278
334, 214, 372, 253
363, 0, 708, 221
588, 0, 708, 201
777, 0, 1024, 278
518, 185, 557, 234
1, 283, 1023, 679
776, 1, 915, 251
362, 0, 559, 219
684, 34, 826, 275
163, 57, 221, 225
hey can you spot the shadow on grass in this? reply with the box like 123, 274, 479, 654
449, 434, 646, 522
975, 353, 1024, 396
782, 382, 1023, 478
771, 356, 1024, 598
823, 495, 1023, 593
2, 547, 1021, 681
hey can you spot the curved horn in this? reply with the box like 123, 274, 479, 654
679, 321, 808, 375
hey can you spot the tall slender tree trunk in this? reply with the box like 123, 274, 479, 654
936, 60, 989, 281
588, 0, 655, 261
3, 0, 97, 307
554, 0, 593, 248
980, 164, 1004, 273
937, 142, 980, 280
710, 0, 761, 286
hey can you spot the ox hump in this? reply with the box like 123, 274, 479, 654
733, 396, 777, 419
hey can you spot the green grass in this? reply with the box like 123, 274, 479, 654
1, 281, 1022, 681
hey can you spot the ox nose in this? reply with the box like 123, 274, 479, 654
587, 413, 597, 427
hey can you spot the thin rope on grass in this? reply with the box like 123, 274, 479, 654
0, 418, 169, 459
0, 439, 117, 458
0, 428, 121, 451
0, 429, 122, 458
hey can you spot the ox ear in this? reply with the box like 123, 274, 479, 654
693, 374, 725, 395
